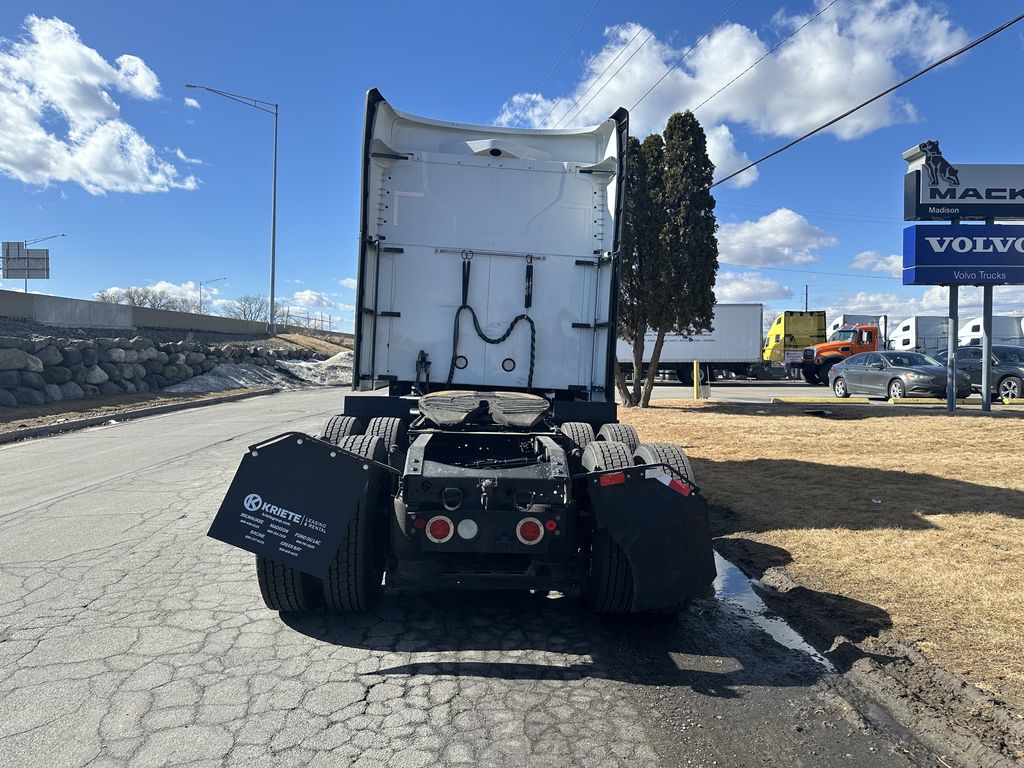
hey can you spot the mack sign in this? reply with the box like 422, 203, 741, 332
903, 224, 1024, 286
903, 140, 1024, 221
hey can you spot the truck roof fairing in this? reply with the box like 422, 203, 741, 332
354, 89, 628, 402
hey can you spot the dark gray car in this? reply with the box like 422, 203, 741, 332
829, 351, 972, 400
934, 345, 1024, 401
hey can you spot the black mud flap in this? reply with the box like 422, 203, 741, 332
586, 465, 716, 612
207, 432, 391, 578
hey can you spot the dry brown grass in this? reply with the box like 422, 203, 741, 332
619, 401, 1024, 708
276, 333, 351, 356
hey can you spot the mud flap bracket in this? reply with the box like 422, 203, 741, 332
585, 465, 716, 611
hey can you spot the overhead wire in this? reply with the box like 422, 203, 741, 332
504, 0, 571, 122
630, 0, 743, 111
506, 0, 605, 127
552, 0, 684, 128
539, 0, 663, 129
720, 262, 901, 280
712, 9, 1024, 188
690, 0, 843, 114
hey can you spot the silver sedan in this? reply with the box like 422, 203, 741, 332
829, 351, 972, 400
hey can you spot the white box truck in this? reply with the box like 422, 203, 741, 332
207, 89, 715, 617
616, 303, 764, 383
888, 315, 949, 353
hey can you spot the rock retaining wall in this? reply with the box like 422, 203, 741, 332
0, 335, 314, 408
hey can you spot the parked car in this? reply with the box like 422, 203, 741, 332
829, 351, 971, 400
934, 345, 1024, 401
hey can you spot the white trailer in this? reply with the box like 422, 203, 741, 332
958, 316, 1024, 346
616, 303, 764, 383
888, 315, 949, 353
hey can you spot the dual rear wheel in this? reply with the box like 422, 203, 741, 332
580, 439, 694, 615
256, 414, 404, 613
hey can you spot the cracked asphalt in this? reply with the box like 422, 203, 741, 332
0, 389, 938, 767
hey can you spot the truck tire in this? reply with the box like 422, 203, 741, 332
597, 423, 640, 452
816, 362, 835, 386
801, 367, 818, 384
581, 440, 634, 613
581, 440, 633, 472
632, 442, 695, 484
365, 417, 407, 452
322, 435, 387, 612
321, 415, 363, 444
256, 556, 321, 613
559, 421, 595, 452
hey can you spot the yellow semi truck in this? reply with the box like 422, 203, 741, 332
761, 311, 827, 378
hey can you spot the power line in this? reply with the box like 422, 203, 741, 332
539, 0, 661, 128
553, 0, 683, 128
721, 262, 900, 280
712, 10, 1024, 188
630, 0, 743, 111
691, 0, 842, 114
507, 0, 604, 127
504, 0, 570, 122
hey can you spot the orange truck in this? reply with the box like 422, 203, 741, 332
796, 322, 885, 384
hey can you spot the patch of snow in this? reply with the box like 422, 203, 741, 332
162, 353, 353, 395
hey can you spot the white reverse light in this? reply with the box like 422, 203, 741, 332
457, 519, 479, 540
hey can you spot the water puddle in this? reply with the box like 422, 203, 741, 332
713, 552, 836, 672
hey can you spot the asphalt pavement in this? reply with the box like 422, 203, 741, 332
0, 388, 937, 767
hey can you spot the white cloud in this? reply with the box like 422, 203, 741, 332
718, 208, 837, 266
851, 250, 902, 278
339, 277, 358, 290
828, 286, 1024, 324
183, 96, 200, 110
705, 124, 757, 188
497, 3, 967, 184
717, 270, 793, 302
174, 147, 203, 165
0, 15, 197, 194
289, 289, 354, 311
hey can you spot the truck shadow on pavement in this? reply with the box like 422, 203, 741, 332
281, 570, 890, 697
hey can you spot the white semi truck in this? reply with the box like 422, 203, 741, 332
207, 90, 715, 616
958, 316, 1024, 346
616, 303, 764, 383
888, 315, 949, 353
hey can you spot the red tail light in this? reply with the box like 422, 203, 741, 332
598, 471, 626, 486
516, 517, 544, 545
425, 515, 454, 543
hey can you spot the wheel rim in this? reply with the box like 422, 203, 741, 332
835, 379, 846, 397
890, 381, 903, 399
1001, 379, 1020, 400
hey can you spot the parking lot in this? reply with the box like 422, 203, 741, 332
0, 388, 945, 768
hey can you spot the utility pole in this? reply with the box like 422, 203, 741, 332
804, 285, 809, 312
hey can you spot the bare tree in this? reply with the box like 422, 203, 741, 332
222, 294, 270, 322
94, 289, 124, 303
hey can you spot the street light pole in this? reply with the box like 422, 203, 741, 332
198, 276, 227, 314
22, 233, 65, 294
185, 83, 279, 332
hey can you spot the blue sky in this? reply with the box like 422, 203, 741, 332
2, 0, 1023, 331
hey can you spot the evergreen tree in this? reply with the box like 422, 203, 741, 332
616, 111, 719, 407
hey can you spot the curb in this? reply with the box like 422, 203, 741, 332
0, 387, 280, 446
887, 397, 971, 405
770, 397, 870, 404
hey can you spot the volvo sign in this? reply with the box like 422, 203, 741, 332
903, 225, 1024, 286
903, 140, 1024, 221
